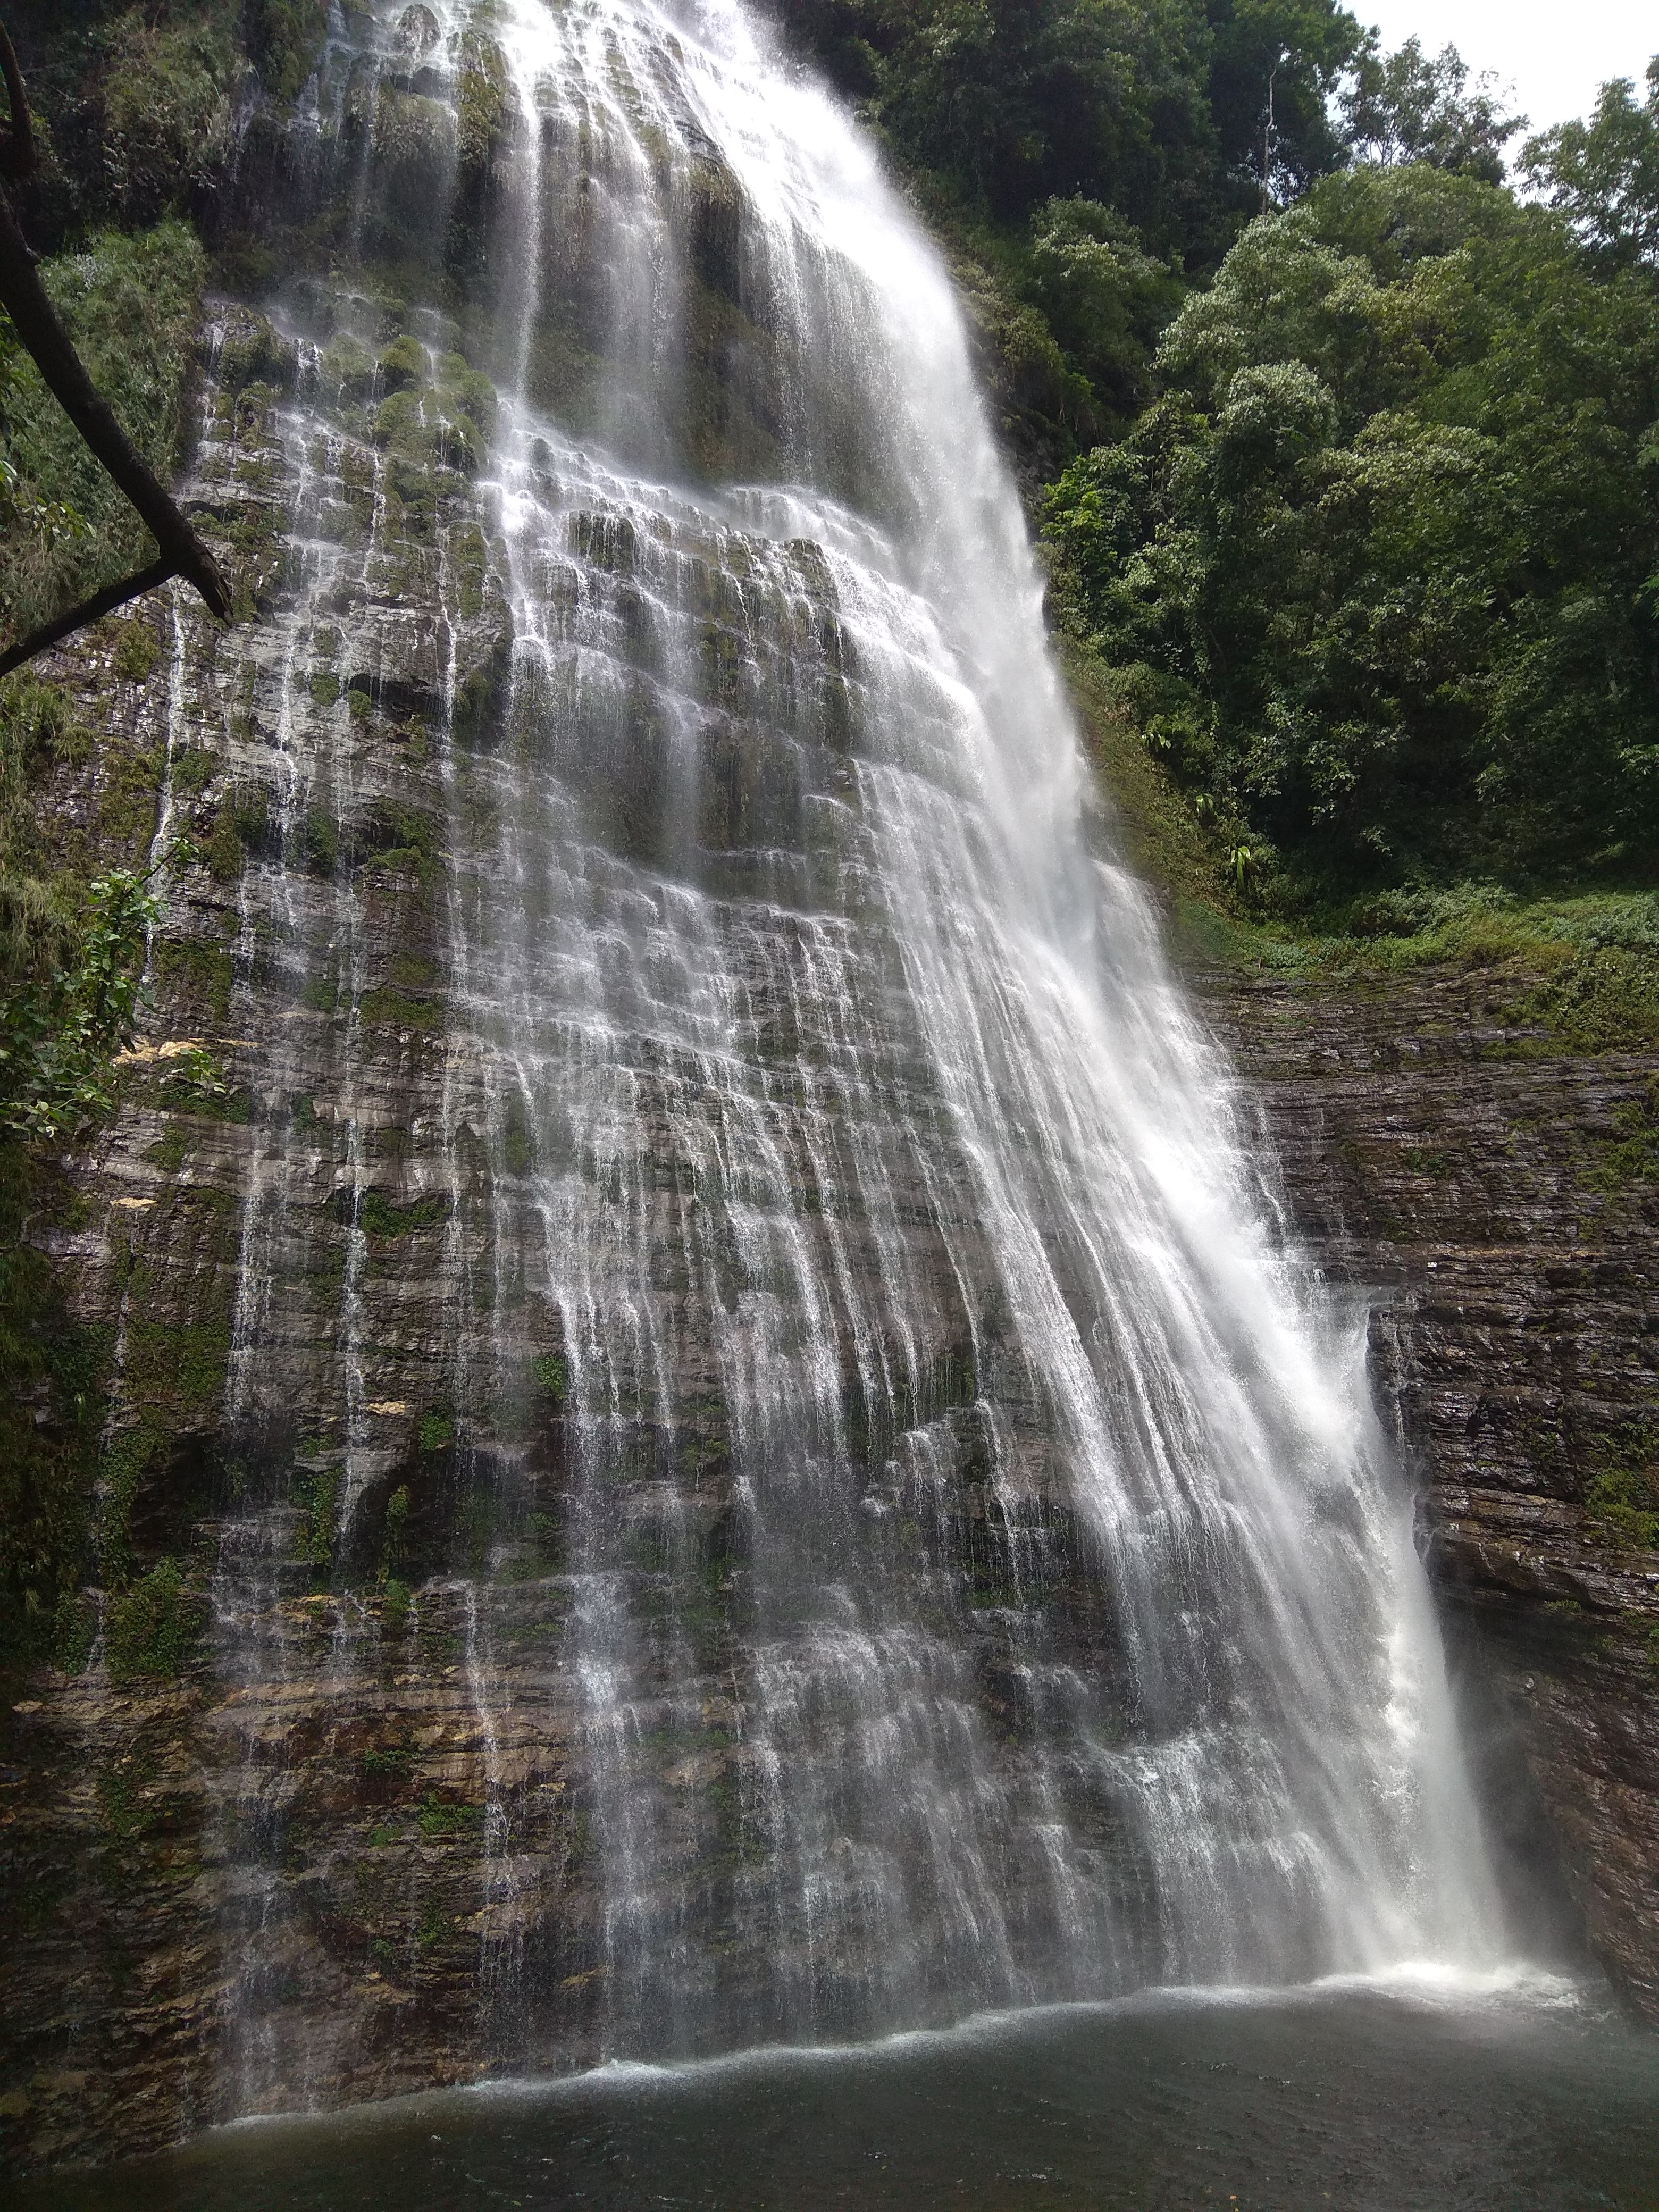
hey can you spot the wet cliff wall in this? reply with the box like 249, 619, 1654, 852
1204, 965, 1659, 2017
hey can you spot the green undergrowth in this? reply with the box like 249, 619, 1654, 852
416, 1792, 484, 1840
104, 1554, 205, 1683
1071, 636, 1659, 1049
0, 219, 206, 643
0, 665, 159, 1680
10, 1, 330, 242
1189, 879, 1659, 1051
1583, 1082, 1659, 1189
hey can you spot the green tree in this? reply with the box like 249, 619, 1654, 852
1339, 35, 1526, 183
1046, 162, 1659, 899
1204, 0, 1366, 212
1026, 195, 1184, 414
1522, 57, 1659, 269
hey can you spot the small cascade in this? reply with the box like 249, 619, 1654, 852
119, 0, 1509, 2114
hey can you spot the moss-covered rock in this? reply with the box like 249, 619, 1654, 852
104, 1557, 205, 1683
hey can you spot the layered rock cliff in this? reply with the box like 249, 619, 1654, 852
1204, 965, 1659, 2016
7, 618, 1656, 2172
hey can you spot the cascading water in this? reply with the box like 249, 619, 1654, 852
170, 0, 1509, 2113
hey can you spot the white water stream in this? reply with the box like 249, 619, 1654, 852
198, 0, 1510, 2092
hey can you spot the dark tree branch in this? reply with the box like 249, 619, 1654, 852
0, 19, 33, 180
0, 556, 176, 678
0, 16, 233, 670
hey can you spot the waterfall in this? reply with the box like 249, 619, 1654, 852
173, 0, 1507, 2108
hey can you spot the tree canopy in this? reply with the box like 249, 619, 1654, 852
785, 4, 1659, 909
1044, 162, 1659, 900
1522, 58, 1659, 271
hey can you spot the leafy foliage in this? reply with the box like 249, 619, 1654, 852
98, 12, 238, 227
0, 665, 153, 1676
0, 865, 157, 1138
773, 9, 1659, 927
1045, 162, 1659, 901
0, 676, 158, 1137
6, 1, 328, 241
105, 1554, 205, 1681
1338, 36, 1526, 183
772, 0, 1385, 446
1584, 1425, 1659, 1550
782, 0, 1365, 237
1522, 59, 1659, 271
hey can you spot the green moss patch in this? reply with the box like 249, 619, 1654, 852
1585, 1425, 1659, 1551
105, 1556, 205, 1683
358, 987, 442, 1032
358, 1190, 450, 1238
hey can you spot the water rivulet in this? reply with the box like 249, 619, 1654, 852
67, 0, 1516, 2136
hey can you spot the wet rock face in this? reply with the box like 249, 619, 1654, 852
1205, 967, 1659, 2021
0, 343, 1066, 2168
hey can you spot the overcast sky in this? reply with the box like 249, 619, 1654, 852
1355, 0, 1655, 136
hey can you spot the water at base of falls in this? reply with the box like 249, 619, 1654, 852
172, 0, 1515, 2103
24, 1981, 1659, 2212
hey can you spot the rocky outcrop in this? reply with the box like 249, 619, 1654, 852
1204, 963, 1659, 2018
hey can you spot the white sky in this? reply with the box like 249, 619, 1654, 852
1355, 0, 1655, 135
